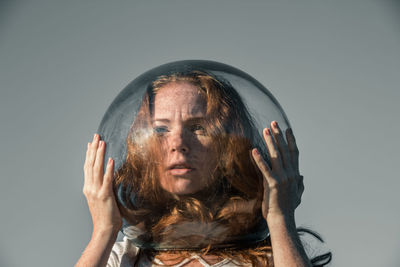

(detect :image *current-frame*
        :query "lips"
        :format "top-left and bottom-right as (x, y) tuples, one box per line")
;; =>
(167, 162), (193, 170)
(167, 162), (194, 175)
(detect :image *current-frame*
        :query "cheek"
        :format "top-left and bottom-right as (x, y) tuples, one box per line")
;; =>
(194, 138), (212, 154)
(156, 139), (169, 160)
(197, 143), (218, 168)
(197, 136), (214, 150)
(156, 164), (172, 190)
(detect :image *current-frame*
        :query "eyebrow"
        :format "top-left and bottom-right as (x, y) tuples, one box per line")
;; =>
(152, 117), (206, 124)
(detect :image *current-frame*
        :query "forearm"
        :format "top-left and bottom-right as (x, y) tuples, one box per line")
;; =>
(267, 215), (311, 267)
(75, 228), (119, 267)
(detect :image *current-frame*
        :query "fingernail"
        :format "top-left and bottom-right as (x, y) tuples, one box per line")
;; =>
(93, 133), (97, 140)
(273, 121), (278, 128)
(264, 128), (270, 135)
(108, 157), (112, 164)
(99, 140), (103, 147)
(254, 148), (259, 155)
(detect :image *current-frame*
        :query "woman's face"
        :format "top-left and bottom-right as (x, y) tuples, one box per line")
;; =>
(152, 81), (217, 195)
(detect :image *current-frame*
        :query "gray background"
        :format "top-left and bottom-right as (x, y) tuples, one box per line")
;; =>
(1, 0), (399, 266)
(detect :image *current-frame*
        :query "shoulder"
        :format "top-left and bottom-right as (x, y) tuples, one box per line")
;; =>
(107, 236), (140, 267)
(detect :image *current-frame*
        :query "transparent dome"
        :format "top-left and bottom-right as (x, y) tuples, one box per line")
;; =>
(97, 60), (291, 250)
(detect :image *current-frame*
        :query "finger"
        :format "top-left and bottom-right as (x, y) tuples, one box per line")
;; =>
(83, 142), (92, 185)
(298, 175), (304, 196)
(271, 121), (292, 171)
(85, 134), (99, 184)
(93, 139), (105, 187)
(103, 158), (114, 193)
(296, 175), (304, 208)
(87, 134), (100, 168)
(262, 127), (284, 174)
(286, 128), (299, 175)
(251, 148), (275, 185)
(84, 142), (90, 167)
(87, 134), (100, 185)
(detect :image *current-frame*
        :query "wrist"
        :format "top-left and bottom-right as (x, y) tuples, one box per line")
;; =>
(266, 213), (296, 231)
(92, 225), (120, 239)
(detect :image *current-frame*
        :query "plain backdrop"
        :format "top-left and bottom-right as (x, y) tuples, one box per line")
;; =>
(1, 1), (399, 266)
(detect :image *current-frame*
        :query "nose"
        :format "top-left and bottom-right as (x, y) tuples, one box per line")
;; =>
(169, 129), (189, 154)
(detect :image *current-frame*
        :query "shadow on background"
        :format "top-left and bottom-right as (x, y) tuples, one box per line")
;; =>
(0, 0), (22, 34)
(384, 0), (400, 29)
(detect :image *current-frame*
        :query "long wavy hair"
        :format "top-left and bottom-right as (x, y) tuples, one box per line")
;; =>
(113, 71), (331, 266)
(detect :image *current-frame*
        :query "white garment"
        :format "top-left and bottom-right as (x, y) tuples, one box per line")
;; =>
(107, 236), (140, 267)
(107, 236), (251, 267)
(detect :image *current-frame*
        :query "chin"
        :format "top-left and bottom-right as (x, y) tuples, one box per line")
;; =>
(164, 177), (202, 195)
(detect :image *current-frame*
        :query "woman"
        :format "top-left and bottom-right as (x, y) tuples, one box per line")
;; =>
(76, 71), (331, 267)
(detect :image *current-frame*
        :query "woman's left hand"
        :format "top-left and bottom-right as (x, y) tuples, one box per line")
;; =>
(251, 121), (304, 221)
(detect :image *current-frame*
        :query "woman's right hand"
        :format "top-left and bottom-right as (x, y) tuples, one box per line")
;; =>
(83, 134), (122, 233)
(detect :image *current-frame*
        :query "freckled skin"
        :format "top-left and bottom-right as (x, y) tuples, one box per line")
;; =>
(153, 82), (217, 195)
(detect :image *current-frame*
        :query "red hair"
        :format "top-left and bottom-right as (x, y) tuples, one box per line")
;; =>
(114, 71), (272, 265)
